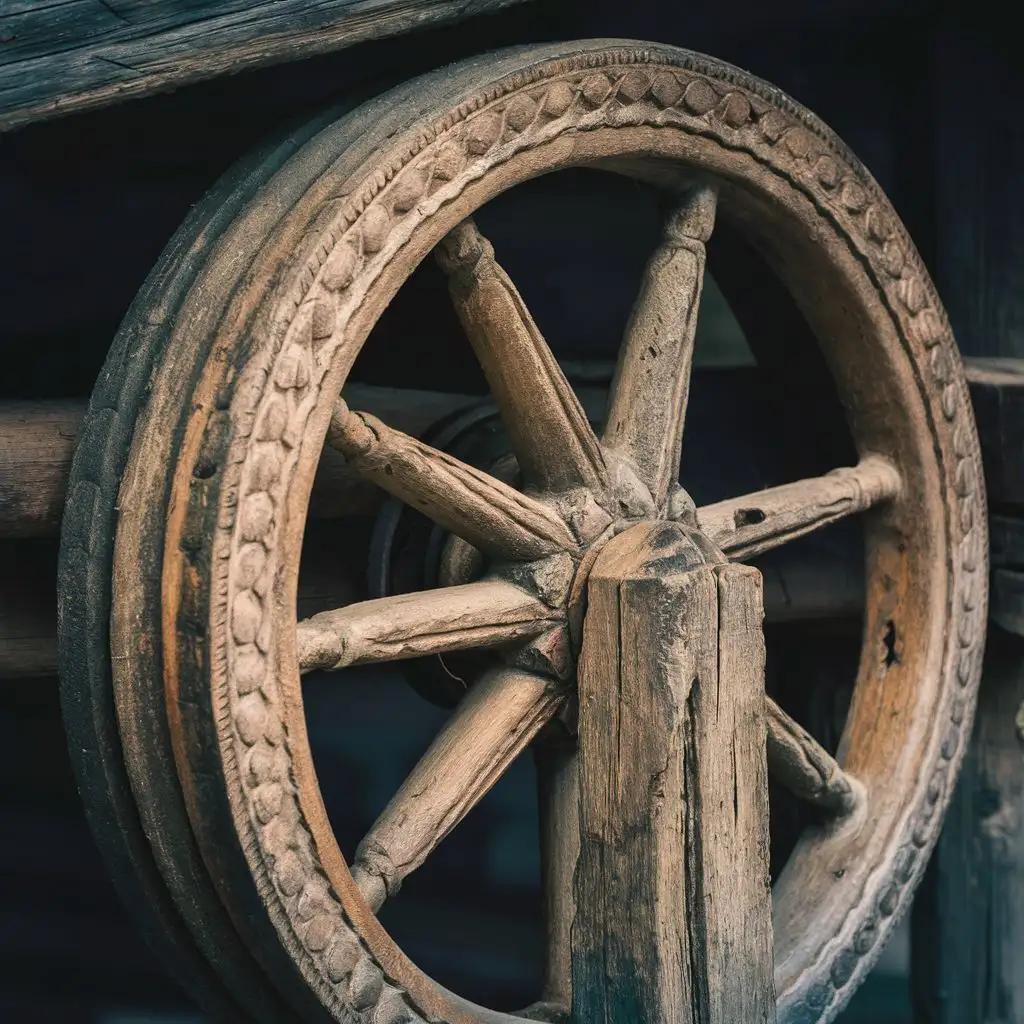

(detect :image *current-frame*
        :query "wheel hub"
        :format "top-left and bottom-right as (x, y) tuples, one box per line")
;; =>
(369, 402), (706, 697)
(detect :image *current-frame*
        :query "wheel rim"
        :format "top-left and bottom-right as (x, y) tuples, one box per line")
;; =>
(100, 40), (986, 1024)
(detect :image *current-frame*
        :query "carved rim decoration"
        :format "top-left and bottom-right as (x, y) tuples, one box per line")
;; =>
(62, 40), (986, 1024)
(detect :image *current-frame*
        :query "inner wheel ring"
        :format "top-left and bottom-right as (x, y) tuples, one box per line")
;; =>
(108, 40), (984, 1024)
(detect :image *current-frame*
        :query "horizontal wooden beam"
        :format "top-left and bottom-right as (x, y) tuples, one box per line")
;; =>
(0, 385), (475, 538)
(3, 358), (1014, 538)
(964, 357), (1024, 508)
(0, 359), (1019, 675)
(0, 532), (863, 680)
(0, 0), (529, 132)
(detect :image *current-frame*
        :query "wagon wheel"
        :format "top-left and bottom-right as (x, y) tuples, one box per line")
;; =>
(57, 40), (987, 1024)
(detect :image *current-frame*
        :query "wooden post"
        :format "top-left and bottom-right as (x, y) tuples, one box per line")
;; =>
(911, 14), (1024, 1019)
(572, 521), (775, 1024)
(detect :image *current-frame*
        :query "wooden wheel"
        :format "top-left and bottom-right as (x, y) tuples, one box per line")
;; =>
(58, 41), (987, 1024)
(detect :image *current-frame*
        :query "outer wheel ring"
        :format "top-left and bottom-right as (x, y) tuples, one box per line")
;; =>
(64, 40), (986, 1024)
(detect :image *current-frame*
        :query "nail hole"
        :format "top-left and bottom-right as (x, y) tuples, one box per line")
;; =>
(734, 508), (766, 528)
(193, 458), (217, 480)
(882, 619), (900, 668)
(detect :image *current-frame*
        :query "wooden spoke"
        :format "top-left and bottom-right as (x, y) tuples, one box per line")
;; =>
(328, 400), (578, 561)
(533, 735), (579, 1015)
(436, 219), (608, 496)
(766, 698), (863, 818)
(350, 666), (565, 911)
(697, 456), (902, 560)
(603, 185), (718, 507)
(296, 579), (557, 673)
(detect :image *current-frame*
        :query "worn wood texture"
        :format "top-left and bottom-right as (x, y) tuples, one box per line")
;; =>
(964, 358), (1024, 508)
(910, 19), (1021, 1021)
(696, 457), (901, 561)
(603, 185), (716, 507)
(532, 733), (578, 1015)
(572, 522), (774, 1024)
(0, 400), (83, 538)
(330, 399), (578, 561)
(296, 578), (556, 672)
(765, 698), (862, 817)
(913, 628), (1024, 1022)
(437, 219), (609, 498)
(0, 0), (529, 131)
(51, 40), (988, 1023)
(350, 666), (564, 911)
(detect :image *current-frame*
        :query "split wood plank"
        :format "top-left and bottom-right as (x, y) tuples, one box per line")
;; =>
(572, 521), (775, 1024)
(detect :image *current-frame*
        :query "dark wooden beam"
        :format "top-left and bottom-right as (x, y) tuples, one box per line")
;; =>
(0, 0), (530, 132)
(911, 18), (1024, 1022)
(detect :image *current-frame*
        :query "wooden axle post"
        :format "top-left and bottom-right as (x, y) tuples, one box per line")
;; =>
(572, 521), (775, 1024)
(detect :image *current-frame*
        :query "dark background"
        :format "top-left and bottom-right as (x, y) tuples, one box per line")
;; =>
(1, 0), (1013, 1020)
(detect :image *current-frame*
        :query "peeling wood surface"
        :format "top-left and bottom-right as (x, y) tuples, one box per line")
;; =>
(572, 522), (774, 1023)
(0, 0), (530, 131)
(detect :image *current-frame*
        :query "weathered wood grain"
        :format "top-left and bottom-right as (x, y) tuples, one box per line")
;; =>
(603, 185), (716, 506)
(0, 0), (530, 131)
(697, 457), (901, 561)
(329, 399), (579, 561)
(572, 522), (774, 1024)
(0, 385), (475, 538)
(913, 629), (1024, 1022)
(0, 401), (83, 539)
(296, 578), (555, 672)
(350, 665), (564, 911)
(532, 733), (578, 1017)
(765, 697), (862, 817)
(438, 219), (608, 497)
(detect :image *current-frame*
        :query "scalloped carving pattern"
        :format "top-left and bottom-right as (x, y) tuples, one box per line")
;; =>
(201, 47), (984, 1023)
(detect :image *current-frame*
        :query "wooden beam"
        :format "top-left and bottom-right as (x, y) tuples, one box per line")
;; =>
(911, 18), (1024, 1021)
(572, 522), (774, 1023)
(964, 358), (1024, 508)
(0, 401), (82, 540)
(0, 0), (530, 132)
(0, 529), (865, 681)
(0, 362), (1004, 539)
(0, 385), (476, 538)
